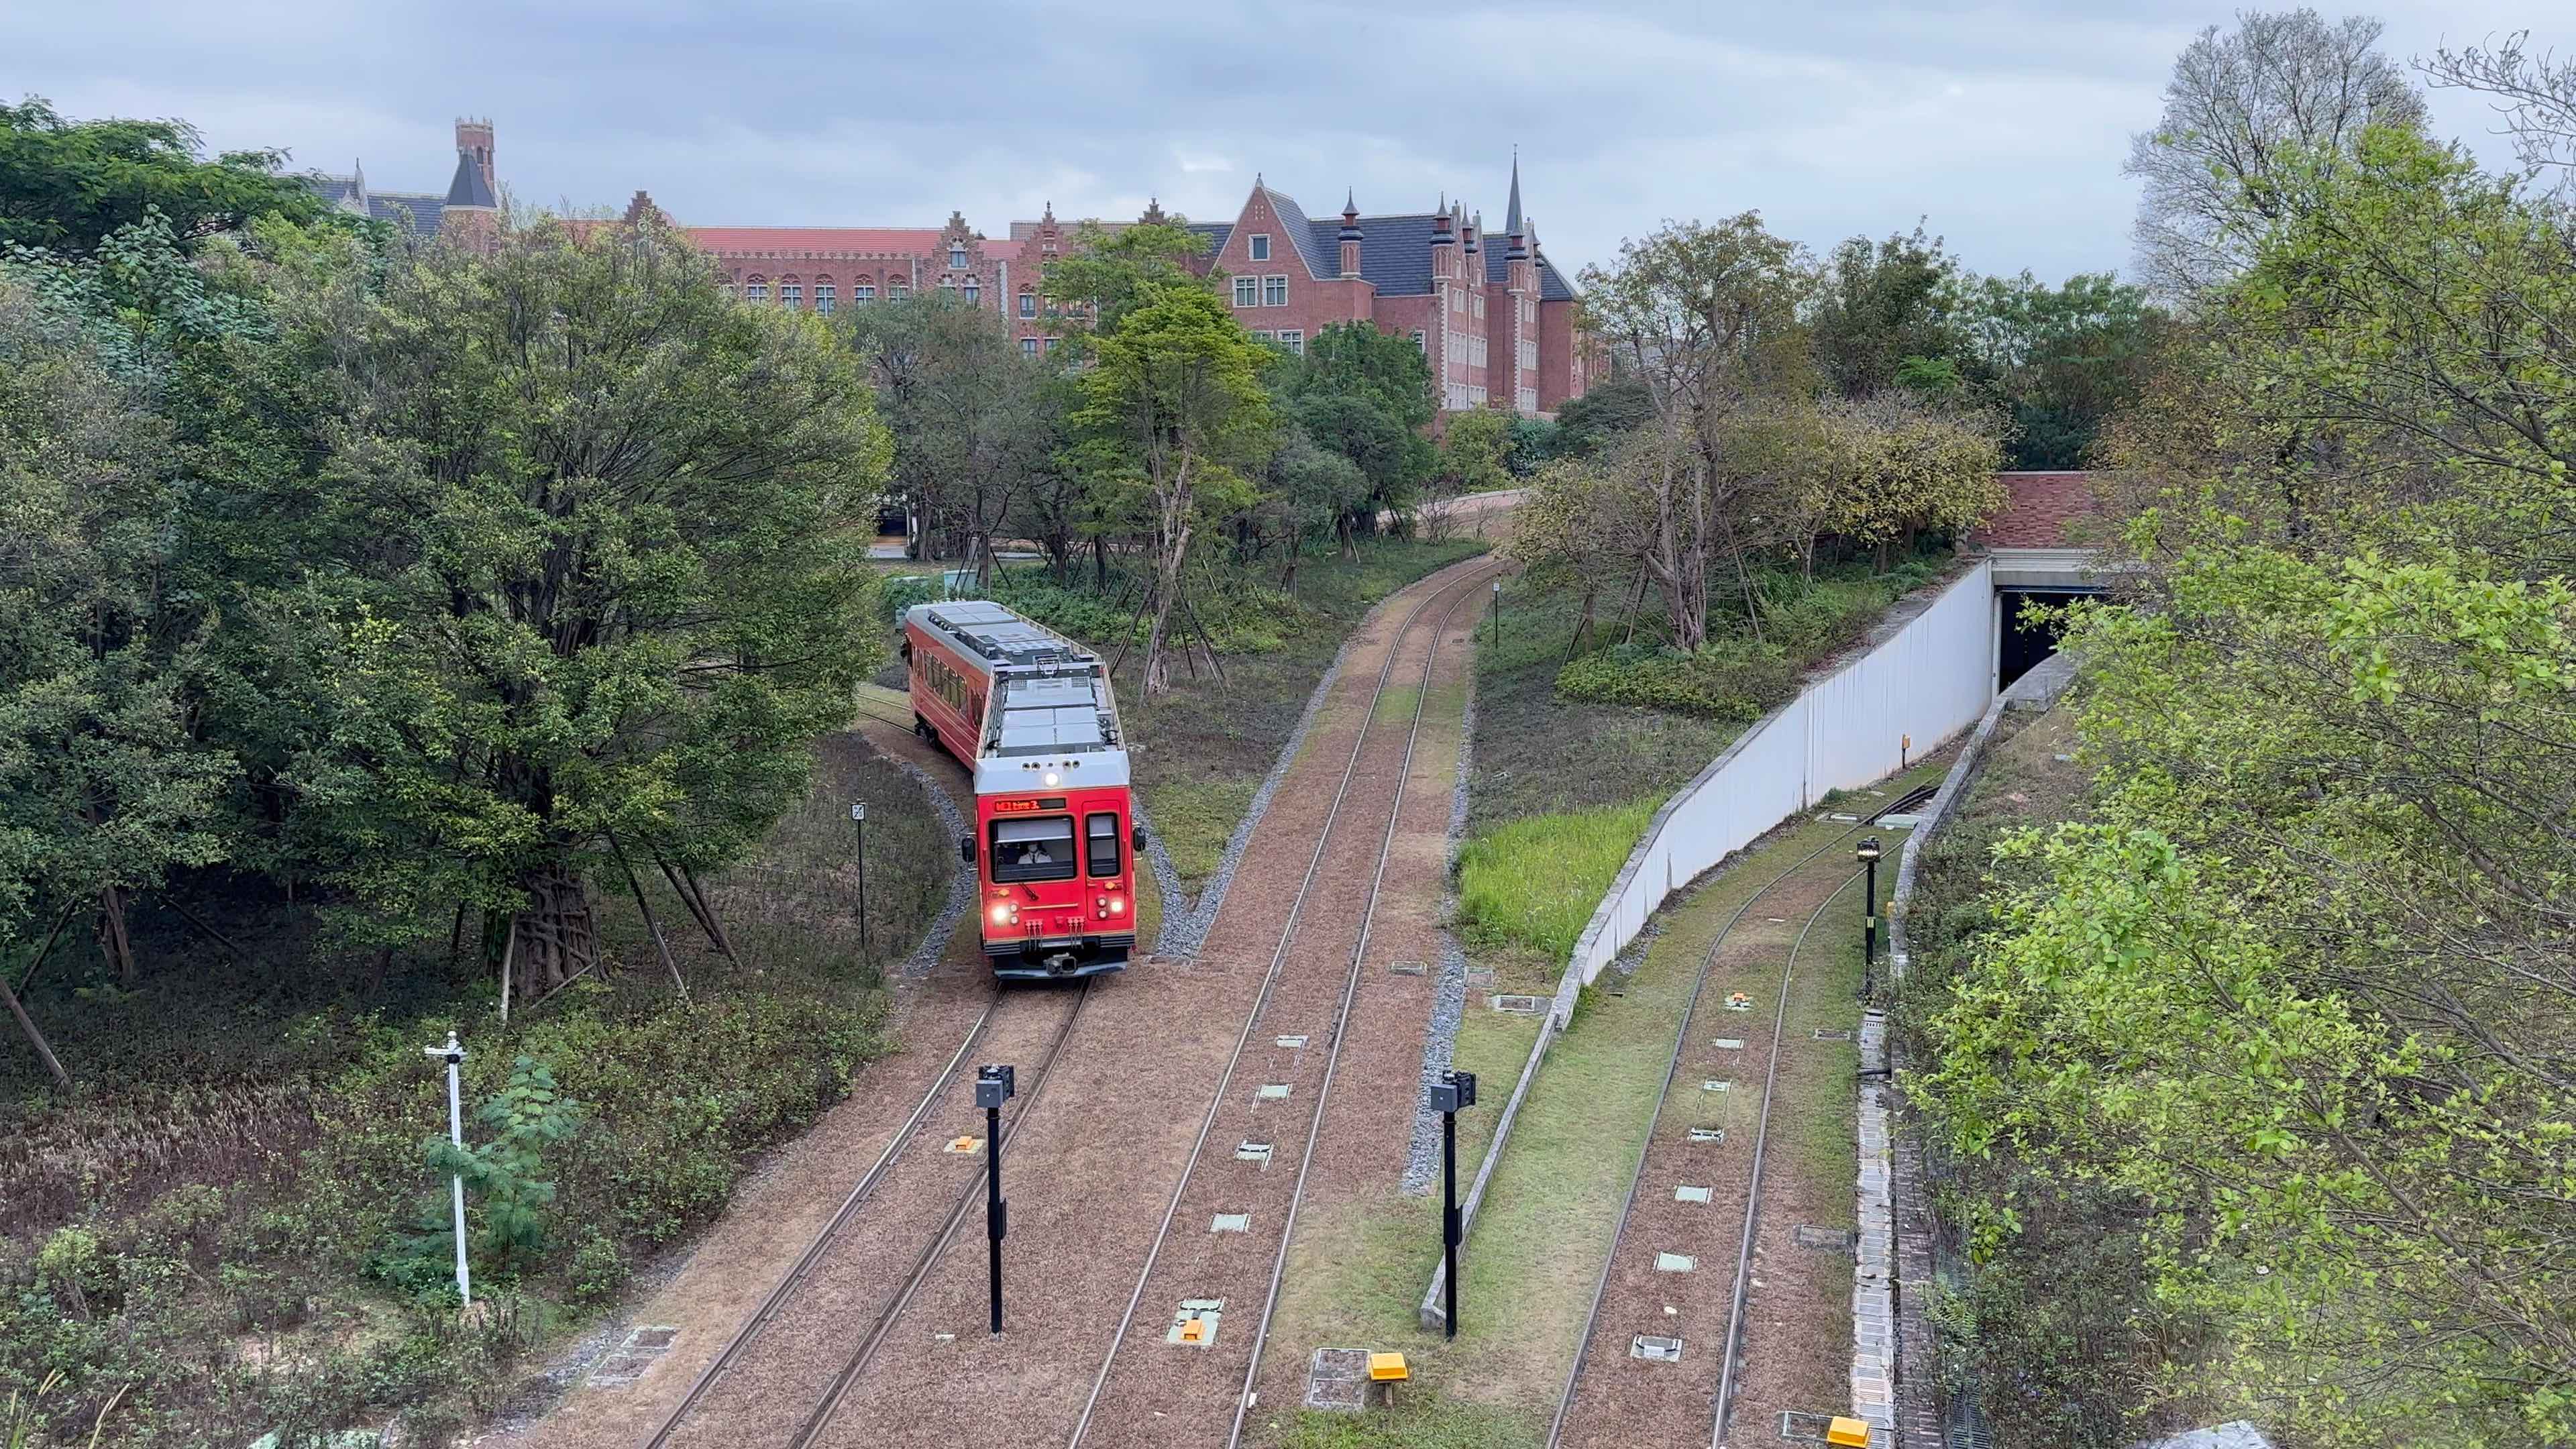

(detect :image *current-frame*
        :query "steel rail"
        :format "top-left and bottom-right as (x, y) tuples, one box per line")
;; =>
(638, 998), (999, 1448)
(1546, 784), (1919, 1449)
(1709, 865), (1863, 1448)
(1064, 555), (1507, 1449)
(786, 979), (1097, 1448)
(1223, 559), (1492, 1448)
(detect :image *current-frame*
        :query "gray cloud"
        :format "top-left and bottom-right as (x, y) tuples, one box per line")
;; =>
(3, 1), (2547, 285)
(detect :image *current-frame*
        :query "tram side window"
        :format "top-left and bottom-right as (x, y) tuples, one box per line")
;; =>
(991, 816), (1078, 883)
(1086, 813), (1121, 877)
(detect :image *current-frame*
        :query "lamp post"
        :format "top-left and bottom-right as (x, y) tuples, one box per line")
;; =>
(1430, 1069), (1478, 1339)
(421, 1031), (471, 1307)
(850, 801), (869, 960)
(975, 1063), (1016, 1334)
(1489, 579), (1501, 649)
(1856, 837), (1883, 995)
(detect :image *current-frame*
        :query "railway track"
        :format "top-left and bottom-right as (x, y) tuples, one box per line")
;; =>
(1065, 557), (1505, 1449)
(850, 688), (916, 733)
(639, 981), (1093, 1449)
(1548, 788), (1923, 1449)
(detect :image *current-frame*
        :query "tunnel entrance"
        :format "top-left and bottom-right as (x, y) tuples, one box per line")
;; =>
(1998, 590), (2093, 692)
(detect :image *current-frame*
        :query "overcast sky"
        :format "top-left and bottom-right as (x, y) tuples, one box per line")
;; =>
(5, 1), (2549, 284)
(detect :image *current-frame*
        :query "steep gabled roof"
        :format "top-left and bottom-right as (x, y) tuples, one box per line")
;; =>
(1254, 183), (1328, 279)
(443, 149), (495, 209)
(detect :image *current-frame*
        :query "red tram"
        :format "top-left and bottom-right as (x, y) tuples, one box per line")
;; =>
(902, 601), (1138, 979)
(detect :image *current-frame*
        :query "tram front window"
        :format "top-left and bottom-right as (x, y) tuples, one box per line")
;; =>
(990, 816), (1078, 882)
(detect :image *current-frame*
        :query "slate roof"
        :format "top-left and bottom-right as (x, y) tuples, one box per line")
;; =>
(443, 149), (495, 209)
(1256, 184), (1330, 280)
(297, 174), (444, 239)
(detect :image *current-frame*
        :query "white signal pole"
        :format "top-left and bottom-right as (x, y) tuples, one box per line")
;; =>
(423, 1030), (472, 1306)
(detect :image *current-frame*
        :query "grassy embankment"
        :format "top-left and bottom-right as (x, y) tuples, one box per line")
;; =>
(0, 737), (953, 1446)
(1263, 555), (1956, 1446)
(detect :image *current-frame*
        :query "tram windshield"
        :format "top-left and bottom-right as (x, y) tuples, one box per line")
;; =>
(989, 816), (1078, 882)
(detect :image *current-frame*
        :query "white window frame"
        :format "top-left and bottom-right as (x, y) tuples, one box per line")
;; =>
(1022, 337), (1040, 356)
(949, 246), (969, 269)
(1018, 292), (1037, 318)
(815, 285), (835, 315)
(1248, 233), (1271, 261)
(1251, 329), (1274, 341)
(744, 280), (769, 303)
(962, 280), (979, 303)
(854, 282), (875, 302)
(1410, 329), (1425, 350)
(1233, 276), (1259, 307)
(1279, 329), (1303, 355)
(890, 282), (910, 301)
(780, 282), (803, 309)
(1263, 275), (1287, 307)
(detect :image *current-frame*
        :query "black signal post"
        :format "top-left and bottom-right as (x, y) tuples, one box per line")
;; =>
(1431, 1068), (1478, 1339)
(1856, 837), (1883, 995)
(976, 1063), (1016, 1334)
(1489, 578), (1501, 649)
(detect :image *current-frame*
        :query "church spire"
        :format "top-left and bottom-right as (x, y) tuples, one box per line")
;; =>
(1505, 147), (1524, 239)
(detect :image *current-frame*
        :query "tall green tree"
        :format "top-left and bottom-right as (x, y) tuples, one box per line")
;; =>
(1, 98), (331, 256)
(1578, 213), (1815, 647)
(1957, 270), (2167, 468)
(0, 278), (227, 1017)
(1927, 125), (2576, 1443)
(843, 292), (1064, 576)
(1809, 222), (1970, 400)
(280, 219), (891, 1000)
(1069, 283), (1273, 697)
(1275, 319), (1436, 537)
(1042, 219), (1216, 337)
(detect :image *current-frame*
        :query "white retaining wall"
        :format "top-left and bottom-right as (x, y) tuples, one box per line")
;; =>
(1556, 559), (1998, 1012)
(1426, 560), (1998, 1328)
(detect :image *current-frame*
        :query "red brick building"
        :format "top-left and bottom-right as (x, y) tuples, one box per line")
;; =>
(315, 118), (1601, 417)
(1177, 160), (1604, 416)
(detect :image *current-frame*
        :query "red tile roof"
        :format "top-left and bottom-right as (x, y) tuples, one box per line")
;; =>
(682, 226), (944, 256)
(1975, 471), (2102, 549)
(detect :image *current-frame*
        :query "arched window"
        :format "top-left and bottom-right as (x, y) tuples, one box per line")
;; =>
(854, 280), (875, 302)
(744, 275), (769, 303)
(814, 275), (835, 315)
(779, 276), (803, 309)
(890, 280), (910, 301)
(961, 280), (979, 305)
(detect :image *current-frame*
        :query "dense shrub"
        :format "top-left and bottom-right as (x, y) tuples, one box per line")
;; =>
(1554, 643), (1792, 719)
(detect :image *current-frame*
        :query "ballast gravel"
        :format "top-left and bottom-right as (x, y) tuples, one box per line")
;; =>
(1403, 684), (1477, 1194)
(886, 751), (973, 979)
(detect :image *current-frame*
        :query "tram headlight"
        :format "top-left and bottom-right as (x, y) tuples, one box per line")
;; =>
(989, 902), (1017, 926)
(1108, 896), (1125, 916)
(1043, 771), (1060, 787)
